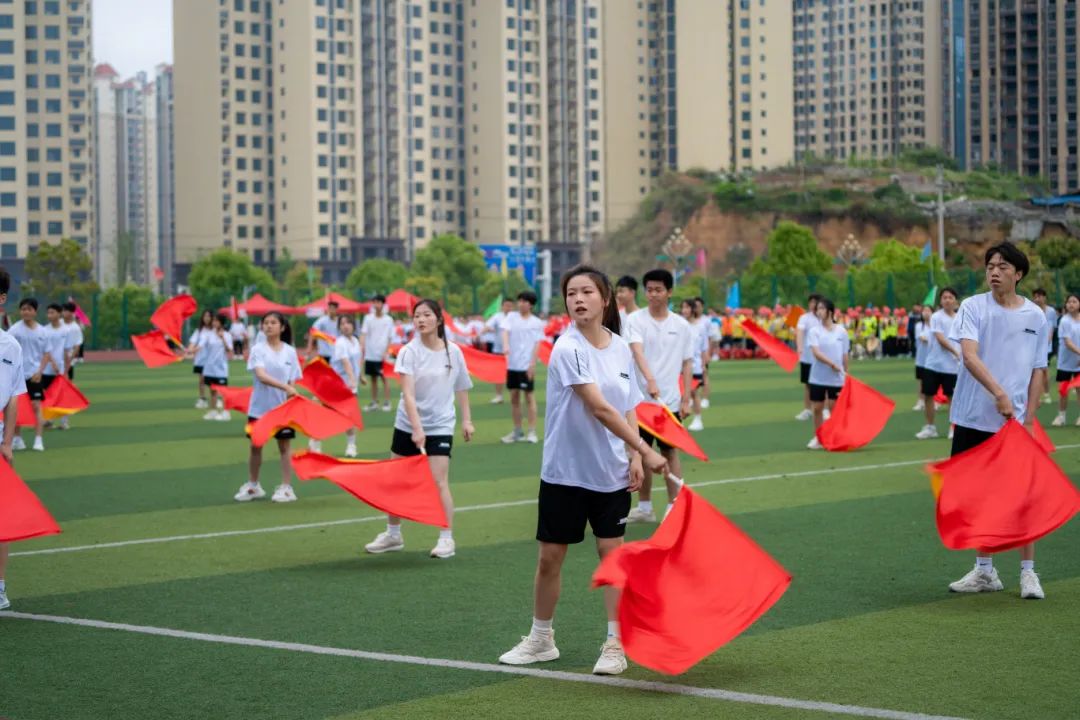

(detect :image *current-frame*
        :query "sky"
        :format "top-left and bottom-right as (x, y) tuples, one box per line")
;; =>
(92, 0), (173, 79)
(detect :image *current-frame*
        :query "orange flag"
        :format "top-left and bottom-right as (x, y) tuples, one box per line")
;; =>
(132, 330), (183, 368)
(248, 396), (355, 448)
(297, 358), (363, 429)
(150, 294), (198, 344)
(537, 339), (554, 366)
(309, 328), (336, 346)
(815, 376), (895, 452)
(1058, 374), (1080, 398)
(40, 376), (89, 420)
(635, 402), (708, 462)
(209, 384), (252, 414)
(740, 318), (799, 372)
(456, 343), (507, 384)
(926, 420), (1080, 552)
(784, 306), (805, 329)
(292, 451), (447, 527)
(592, 487), (790, 675)
(0, 459), (61, 542)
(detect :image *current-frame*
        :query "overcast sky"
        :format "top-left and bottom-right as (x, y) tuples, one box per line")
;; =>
(92, 0), (173, 78)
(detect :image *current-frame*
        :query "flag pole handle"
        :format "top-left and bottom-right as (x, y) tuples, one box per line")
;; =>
(666, 473), (684, 488)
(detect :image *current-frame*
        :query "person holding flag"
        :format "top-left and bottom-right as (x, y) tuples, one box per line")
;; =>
(912, 305), (933, 411)
(1051, 293), (1080, 426)
(331, 314), (363, 458)
(8, 299), (56, 452)
(795, 294), (823, 421)
(917, 288), (961, 440)
(805, 298), (850, 450)
(41, 304), (69, 428)
(188, 310), (215, 410)
(500, 291), (544, 444)
(306, 300), (339, 363)
(0, 266), (27, 609)
(498, 265), (667, 674)
(694, 297), (715, 408)
(945, 242), (1049, 599)
(61, 302), (84, 381)
(364, 299), (474, 559)
(678, 299), (710, 432)
(484, 297), (515, 404)
(192, 314), (233, 421)
(624, 269), (694, 523)
(235, 312), (303, 504)
(360, 295), (395, 412)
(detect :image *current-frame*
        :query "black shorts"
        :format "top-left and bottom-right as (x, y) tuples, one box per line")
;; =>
(390, 427), (453, 457)
(808, 383), (841, 402)
(536, 480), (631, 544)
(204, 376), (228, 387)
(915, 365), (925, 380)
(193, 365), (204, 376)
(639, 411), (680, 453)
(507, 369), (535, 393)
(921, 370), (957, 398)
(693, 373), (704, 382)
(320, 355), (332, 365)
(245, 415), (295, 441)
(484, 342), (495, 354)
(800, 362), (811, 384)
(1055, 369), (1078, 383)
(950, 425), (996, 457)
(25, 378), (46, 400)
(67, 365), (75, 381)
(233, 340), (244, 355)
(364, 360), (384, 378)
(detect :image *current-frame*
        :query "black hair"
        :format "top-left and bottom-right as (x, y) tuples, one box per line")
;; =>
(616, 275), (638, 292)
(413, 298), (453, 373)
(642, 268), (674, 291)
(373, 294), (387, 303)
(19, 298), (38, 310)
(984, 241), (1030, 282)
(517, 290), (538, 305)
(199, 309), (213, 328)
(1064, 292), (1080, 309)
(818, 297), (836, 318)
(0, 266), (9, 295)
(561, 264), (620, 336)
(47, 303), (63, 313)
(808, 293), (824, 304)
(214, 313), (229, 327)
(337, 314), (355, 334)
(262, 311), (293, 345)
(1032, 287), (1047, 297)
(501, 297), (514, 305)
(938, 286), (959, 305)
(62, 301), (76, 312)
(680, 299), (694, 312)
(327, 300), (340, 308)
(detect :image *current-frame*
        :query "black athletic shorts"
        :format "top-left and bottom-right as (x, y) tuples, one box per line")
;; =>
(67, 365), (75, 381)
(921, 369), (957, 398)
(203, 376), (228, 387)
(1055, 369), (1078, 383)
(639, 410), (680, 453)
(245, 415), (295, 441)
(693, 373), (704, 383)
(364, 360), (384, 377)
(320, 355), (332, 365)
(25, 378), (46, 400)
(800, 362), (812, 384)
(233, 340), (244, 355)
(950, 425), (996, 457)
(915, 365), (925, 380)
(391, 427), (452, 457)
(507, 369), (535, 393)
(808, 383), (841, 402)
(536, 480), (631, 544)
(193, 365), (204, 376)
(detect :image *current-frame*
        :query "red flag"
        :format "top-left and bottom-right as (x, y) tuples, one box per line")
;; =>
(297, 358), (363, 429)
(292, 451), (447, 527)
(592, 487), (790, 675)
(815, 376), (895, 452)
(634, 402), (708, 462)
(230, 296), (242, 321)
(382, 360), (400, 382)
(0, 459), (61, 542)
(537, 339), (554, 366)
(209, 384), (252, 414)
(927, 420), (1080, 552)
(248, 396), (355, 448)
(131, 330), (183, 368)
(40, 376), (89, 421)
(740, 318), (799, 372)
(309, 328), (336, 346)
(1058, 374), (1080, 398)
(933, 386), (949, 405)
(784, 306), (805, 329)
(15, 393), (36, 427)
(150, 294), (198, 344)
(456, 343), (507, 384)
(1031, 418), (1055, 455)
(153, 266), (165, 281)
(677, 375), (703, 396)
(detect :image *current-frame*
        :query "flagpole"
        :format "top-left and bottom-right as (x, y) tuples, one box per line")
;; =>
(936, 164), (945, 262)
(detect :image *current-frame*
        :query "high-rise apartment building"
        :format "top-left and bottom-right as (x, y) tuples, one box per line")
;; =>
(156, 64), (175, 292)
(0, 0), (94, 282)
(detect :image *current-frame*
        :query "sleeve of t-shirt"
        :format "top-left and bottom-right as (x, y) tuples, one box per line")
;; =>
(624, 315), (641, 344)
(551, 339), (594, 388)
(680, 324), (694, 361)
(807, 326), (821, 348)
(189, 330), (199, 345)
(1034, 316), (1049, 370)
(287, 348), (303, 382)
(841, 330), (851, 355)
(627, 358), (644, 409)
(451, 346), (473, 392)
(394, 345), (415, 375)
(953, 301), (980, 343)
(247, 343), (266, 372)
(332, 339), (349, 362)
(360, 316), (371, 337)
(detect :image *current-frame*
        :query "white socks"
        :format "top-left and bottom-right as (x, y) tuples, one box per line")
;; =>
(975, 556), (993, 573)
(1021, 560), (1035, 572)
(439, 529), (453, 541)
(386, 524), (402, 538)
(638, 501), (653, 513)
(531, 617), (553, 638)
(607, 621), (619, 639)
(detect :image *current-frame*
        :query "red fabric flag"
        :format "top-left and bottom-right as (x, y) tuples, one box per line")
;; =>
(0, 459), (61, 542)
(248, 396), (355, 448)
(40, 376), (89, 421)
(1058, 374), (1080, 398)
(635, 402), (708, 462)
(230, 296), (242, 321)
(784, 306), (805, 329)
(15, 393), (36, 427)
(292, 451), (447, 527)
(740, 318), (799, 372)
(297, 358), (363, 429)
(592, 487), (790, 675)
(209, 384), (252, 414)
(933, 386), (950, 405)
(1031, 418), (1055, 455)
(456, 343), (507, 384)
(309, 328), (336, 345)
(382, 360), (400, 382)
(152, 266), (165, 281)
(926, 420), (1080, 552)
(150, 294), (198, 343)
(815, 376), (895, 452)
(677, 375), (704, 396)
(131, 330), (183, 368)
(537, 339), (554, 366)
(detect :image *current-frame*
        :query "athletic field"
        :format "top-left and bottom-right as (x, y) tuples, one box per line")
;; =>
(3, 359), (1078, 720)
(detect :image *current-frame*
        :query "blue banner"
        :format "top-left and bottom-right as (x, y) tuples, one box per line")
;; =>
(479, 244), (537, 285)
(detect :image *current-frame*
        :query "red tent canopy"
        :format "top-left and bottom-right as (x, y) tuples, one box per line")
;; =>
(384, 289), (421, 313)
(299, 292), (370, 315)
(220, 293), (301, 317)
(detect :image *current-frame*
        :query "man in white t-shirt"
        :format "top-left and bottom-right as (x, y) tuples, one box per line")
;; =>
(0, 265), (28, 611)
(229, 317), (249, 357)
(484, 298), (515, 404)
(8, 299), (56, 452)
(1031, 288), (1057, 403)
(306, 300), (339, 362)
(500, 291), (545, 443)
(794, 294), (823, 420)
(61, 302), (84, 380)
(945, 242), (1049, 601)
(615, 275), (639, 335)
(624, 269), (694, 523)
(360, 295), (396, 411)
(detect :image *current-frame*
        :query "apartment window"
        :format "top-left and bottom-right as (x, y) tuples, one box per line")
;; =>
(47, 172), (60, 186)
(47, 221), (62, 235)
(0, 218), (14, 232)
(0, 168), (13, 181)
(44, 25), (59, 39)
(47, 196), (61, 210)
(0, 192), (13, 206)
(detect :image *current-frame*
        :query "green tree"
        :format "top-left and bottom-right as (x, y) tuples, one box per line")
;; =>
(282, 262), (324, 305)
(94, 284), (157, 349)
(847, 239), (945, 308)
(477, 269), (532, 311)
(345, 258), (408, 297)
(21, 238), (98, 301)
(744, 222), (833, 304)
(404, 274), (444, 302)
(1035, 236), (1080, 271)
(272, 247), (293, 283)
(410, 234), (489, 295)
(187, 248), (276, 309)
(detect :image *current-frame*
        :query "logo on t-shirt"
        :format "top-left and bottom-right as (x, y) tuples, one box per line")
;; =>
(619, 372), (630, 380)
(0, 359), (10, 365)
(1023, 328), (1037, 335)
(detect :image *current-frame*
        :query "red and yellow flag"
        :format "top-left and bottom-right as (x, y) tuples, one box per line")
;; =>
(209, 384), (253, 414)
(297, 358), (363, 429)
(150, 294), (198, 344)
(132, 330), (183, 368)
(0, 459), (61, 542)
(40, 376), (89, 420)
(309, 328), (336, 346)
(1058, 374), (1080, 398)
(815, 376), (895, 452)
(248, 396), (355, 448)
(456, 343), (507, 385)
(635, 402), (708, 462)
(741, 318), (799, 372)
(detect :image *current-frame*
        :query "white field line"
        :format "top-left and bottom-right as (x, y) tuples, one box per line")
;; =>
(0, 611), (968, 720)
(13, 444), (1079, 559)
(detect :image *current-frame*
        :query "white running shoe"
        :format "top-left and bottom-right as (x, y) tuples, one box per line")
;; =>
(345, 442), (358, 458)
(0, 588), (9, 611)
(32, 436), (44, 452)
(501, 429), (524, 444)
(795, 408), (812, 421)
(381, 402), (392, 412)
(626, 507), (656, 524)
(1020, 569), (1045, 599)
(363, 402), (379, 411)
(823, 408), (831, 420)
(234, 482), (266, 502)
(499, 633), (560, 665)
(195, 398), (209, 409)
(687, 415), (704, 432)
(59, 416), (69, 430)
(1051, 412), (1066, 427)
(948, 426), (954, 440)
(202, 410), (218, 421)
(912, 399), (925, 411)
(915, 424), (940, 440)
(11, 436), (25, 451)
(430, 537), (456, 559)
(948, 566), (1004, 593)
(592, 638), (628, 675)
(308, 439), (322, 453)
(215, 410), (231, 421)
(365, 531), (405, 554)
(490, 395), (504, 405)
(700, 398), (710, 409)
(807, 436), (823, 450)
(271, 484), (297, 503)
(525, 430), (539, 444)
(1041, 393), (1051, 405)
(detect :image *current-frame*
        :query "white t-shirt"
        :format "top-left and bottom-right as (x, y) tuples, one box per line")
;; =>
(690, 317), (709, 375)
(949, 293), (1048, 432)
(914, 320), (931, 367)
(312, 314), (339, 357)
(486, 311), (512, 353)
(1057, 314), (1080, 372)
(64, 320), (83, 352)
(504, 312), (545, 372)
(393, 339), (473, 436)
(1043, 305), (1059, 353)
(247, 342), (302, 418)
(8, 320), (49, 379)
(925, 309), (961, 374)
(361, 313), (395, 362)
(229, 321), (248, 342)
(796, 312), (821, 363)
(332, 334), (361, 388)
(0, 328), (27, 437)
(625, 308), (694, 411)
(541, 326), (643, 492)
(807, 324), (850, 387)
(42, 323), (68, 375)
(200, 330), (231, 379)
(189, 327), (212, 366)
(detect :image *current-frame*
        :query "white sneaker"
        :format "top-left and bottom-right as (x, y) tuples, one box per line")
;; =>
(0, 588), (9, 611)
(525, 430), (539, 444)
(32, 436), (44, 452)
(915, 424), (940, 440)
(1051, 412), (1066, 427)
(59, 416), (69, 430)
(308, 439), (322, 453)
(501, 429), (524, 444)
(215, 410), (231, 421)
(195, 398), (209, 409)
(365, 531), (405, 554)
(499, 633), (560, 665)
(430, 537), (456, 559)
(271, 484), (297, 503)
(345, 442), (358, 458)
(687, 416), (704, 432)
(11, 436), (25, 451)
(795, 408), (812, 421)
(1020, 569), (1045, 599)
(948, 566), (1004, 593)
(203, 409), (219, 421)
(490, 395), (504, 405)
(1041, 393), (1051, 405)
(592, 638), (628, 675)
(823, 408), (831, 420)
(912, 399), (925, 411)
(807, 436), (823, 450)
(626, 507), (656, 523)
(234, 482), (266, 502)
(363, 402), (379, 411)
(948, 426), (954, 440)
(700, 398), (710, 409)
(381, 402), (392, 412)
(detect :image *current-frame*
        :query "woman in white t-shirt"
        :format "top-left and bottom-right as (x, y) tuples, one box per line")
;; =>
(187, 310), (214, 409)
(234, 312), (303, 504)
(917, 288), (962, 440)
(912, 305), (933, 411)
(332, 314), (363, 457)
(1052, 293), (1080, 426)
(806, 298), (850, 450)
(193, 313), (233, 422)
(498, 265), (667, 677)
(363, 299), (474, 560)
